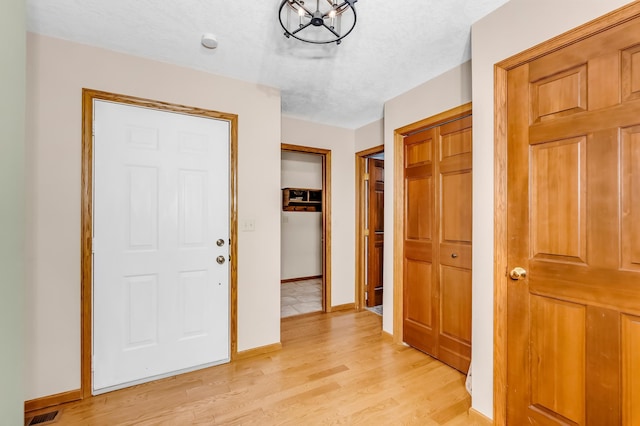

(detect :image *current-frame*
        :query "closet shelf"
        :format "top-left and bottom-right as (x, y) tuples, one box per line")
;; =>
(282, 188), (322, 212)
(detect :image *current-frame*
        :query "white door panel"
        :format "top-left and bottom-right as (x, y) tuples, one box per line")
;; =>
(93, 100), (230, 394)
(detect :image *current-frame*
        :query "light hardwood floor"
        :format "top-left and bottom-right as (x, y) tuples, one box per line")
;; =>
(29, 310), (477, 425)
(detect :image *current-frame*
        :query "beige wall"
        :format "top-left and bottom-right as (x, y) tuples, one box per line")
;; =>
(1, 0), (26, 422)
(471, 0), (634, 418)
(26, 34), (282, 399)
(382, 60), (472, 333)
(355, 118), (384, 153)
(281, 116), (356, 306)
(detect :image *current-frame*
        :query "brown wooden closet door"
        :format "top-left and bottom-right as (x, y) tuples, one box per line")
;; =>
(403, 113), (472, 373)
(506, 16), (640, 425)
(367, 158), (384, 307)
(437, 117), (472, 372)
(403, 129), (437, 355)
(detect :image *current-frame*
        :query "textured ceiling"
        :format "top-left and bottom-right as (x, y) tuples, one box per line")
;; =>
(27, 0), (510, 129)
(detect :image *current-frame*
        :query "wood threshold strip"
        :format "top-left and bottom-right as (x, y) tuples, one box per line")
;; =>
(280, 275), (322, 284)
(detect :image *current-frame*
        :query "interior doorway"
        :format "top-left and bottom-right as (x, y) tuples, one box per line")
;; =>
(280, 144), (332, 317)
(355, 145), (385, 314)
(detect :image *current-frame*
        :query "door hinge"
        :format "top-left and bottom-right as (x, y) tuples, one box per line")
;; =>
(364, 173), (370, 181)
(364, 229), (370, 237)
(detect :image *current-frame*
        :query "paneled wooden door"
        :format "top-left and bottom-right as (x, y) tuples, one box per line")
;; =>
(367, 158), (384, 307)
(505, 15), (640, 425)
(93, 100), (231, 394)
(403, 112), (472, 373)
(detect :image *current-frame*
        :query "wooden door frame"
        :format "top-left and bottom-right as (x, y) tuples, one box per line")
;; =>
(392, 103), (472, 344)
(492, 3), (640, 423)
(280, 144), (332, 312)
(80, 89), (239, 399)
(355, 145), (384, 311)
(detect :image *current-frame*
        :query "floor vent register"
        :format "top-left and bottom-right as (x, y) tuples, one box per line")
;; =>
(26, 410), (59, 426)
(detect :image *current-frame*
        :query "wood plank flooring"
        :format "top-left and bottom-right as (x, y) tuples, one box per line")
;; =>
(29, 310), (477, 425)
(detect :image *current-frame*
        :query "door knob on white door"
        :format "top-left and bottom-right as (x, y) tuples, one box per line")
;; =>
(509, 267), (527, 280)
(216, 255), (226, 265)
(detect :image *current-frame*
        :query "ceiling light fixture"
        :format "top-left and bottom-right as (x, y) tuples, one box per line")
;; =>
(279, 0), (358, 45)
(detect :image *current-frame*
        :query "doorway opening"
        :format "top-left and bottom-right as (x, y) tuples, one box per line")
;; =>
(355, 145), (385, 315)
(280, 144), (332, 317)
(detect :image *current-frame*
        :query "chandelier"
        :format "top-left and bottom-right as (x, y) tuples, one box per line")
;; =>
(279, 0), (358, 45)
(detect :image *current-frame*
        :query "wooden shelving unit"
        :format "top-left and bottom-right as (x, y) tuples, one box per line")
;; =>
(282, 188), (322, 212)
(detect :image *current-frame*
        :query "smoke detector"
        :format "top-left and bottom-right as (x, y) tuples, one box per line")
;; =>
(201, 33), (218, 49)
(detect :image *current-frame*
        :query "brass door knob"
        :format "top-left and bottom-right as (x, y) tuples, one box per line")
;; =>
(509, 267), (527, 280)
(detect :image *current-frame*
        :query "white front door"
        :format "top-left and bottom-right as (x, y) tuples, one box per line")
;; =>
(92, 100), (230, 394)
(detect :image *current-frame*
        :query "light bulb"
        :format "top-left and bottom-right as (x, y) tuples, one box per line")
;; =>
(298, 7), (305, 16)
(328, 9), (337, 18)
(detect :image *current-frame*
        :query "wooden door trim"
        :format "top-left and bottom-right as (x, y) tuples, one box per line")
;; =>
(392, 102), (472, 344)
(281, 143), (332, 312)
(81, 89), (239, 399)
(493, 2), (640, 423)
(355, 145), (384, 311)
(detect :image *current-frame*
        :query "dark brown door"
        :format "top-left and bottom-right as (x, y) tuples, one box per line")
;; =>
(506, 15), (640, 425)
(403, 112), (472, 373)
(367, 158), (384, 307)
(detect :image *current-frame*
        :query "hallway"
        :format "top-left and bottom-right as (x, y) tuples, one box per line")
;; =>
(27, 310), (473, 425)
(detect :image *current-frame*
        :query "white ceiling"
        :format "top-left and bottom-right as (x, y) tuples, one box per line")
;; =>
(27, 0), (510, 129)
